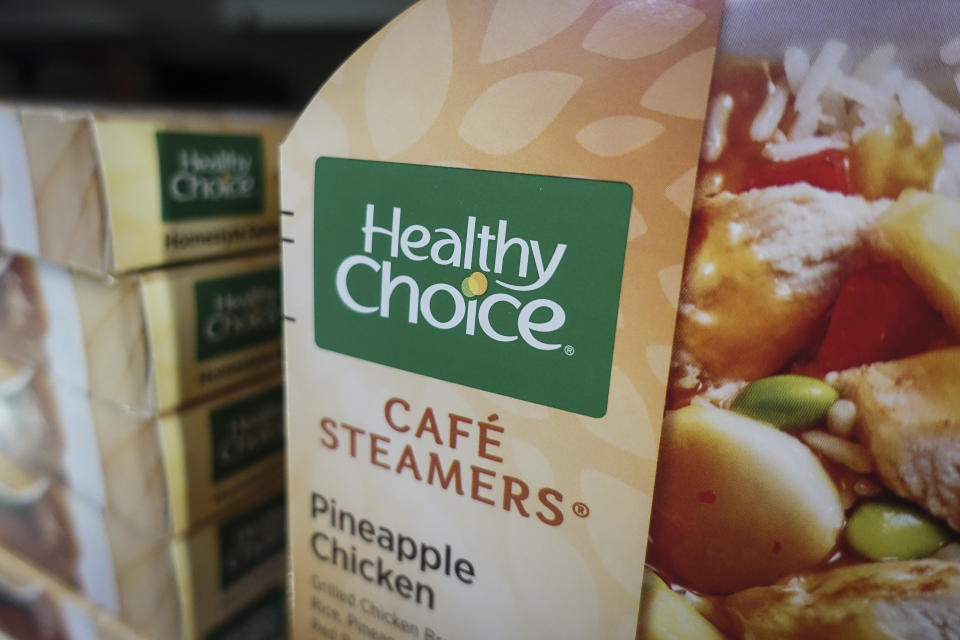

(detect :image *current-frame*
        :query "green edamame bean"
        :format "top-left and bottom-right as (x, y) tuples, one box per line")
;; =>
(730, 375), (838, 432)
(642, 569), (668, 594)
(846, 501), (953, 560)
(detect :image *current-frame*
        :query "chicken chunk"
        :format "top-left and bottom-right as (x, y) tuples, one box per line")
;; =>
(722, 559), (960, 639)
(673, 184), (888, 391)
(833, 347), (960, 531)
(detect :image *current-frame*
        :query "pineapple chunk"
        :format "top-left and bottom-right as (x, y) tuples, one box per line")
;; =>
(877, 190), (960, 334)
(650, 405), (843, 595)
(638, 570), (724, 640)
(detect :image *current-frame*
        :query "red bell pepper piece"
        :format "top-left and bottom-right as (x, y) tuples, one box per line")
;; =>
(808, 263), (958, 374)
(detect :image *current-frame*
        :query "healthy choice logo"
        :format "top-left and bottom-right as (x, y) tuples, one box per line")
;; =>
(157, 131), (264, 221)
(195, 268), (281, 361)
(211, 385), (284, 482)
(314, 158), (632, 417)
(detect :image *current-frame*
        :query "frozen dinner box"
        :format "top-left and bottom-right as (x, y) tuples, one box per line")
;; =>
(0, 543), (106, 640)
(0, 251), (282, 415)
(0, 362), (284, 535)
(0, 460), (287, 640)
(0, 105), (289, 276)
(282, 0), (722, 638)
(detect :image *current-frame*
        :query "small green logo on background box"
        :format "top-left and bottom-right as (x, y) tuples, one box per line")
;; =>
(210, 386), (285, 482)
(205, 586), (286, 640)
(157, 132), (264, 221)
(218, 495), (285, 588)
(313, 158), (632, 418)
(195, 269), (282, 361)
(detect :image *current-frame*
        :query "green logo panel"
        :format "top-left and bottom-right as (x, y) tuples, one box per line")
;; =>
(210, 386), (285, 482)
(313, 158), (632, 417)
(205, 586), (286, 640)
(157, 132), (264, 221)
(195, 269), (282, 361)
(218, 495), (285, 588)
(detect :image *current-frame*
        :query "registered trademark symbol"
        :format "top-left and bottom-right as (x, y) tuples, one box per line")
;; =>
(572, 502), (590, 518)
(564, 345), (575, 356)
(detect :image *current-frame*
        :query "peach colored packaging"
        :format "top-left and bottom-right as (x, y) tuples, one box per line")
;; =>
(281, 1), (723, 638)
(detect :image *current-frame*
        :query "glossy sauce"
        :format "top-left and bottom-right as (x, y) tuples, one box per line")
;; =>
(698, 58), (789, 195)
(652, 56), (958, 607)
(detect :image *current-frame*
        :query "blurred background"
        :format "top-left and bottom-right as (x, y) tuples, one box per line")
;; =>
(0, 0), (418, 111)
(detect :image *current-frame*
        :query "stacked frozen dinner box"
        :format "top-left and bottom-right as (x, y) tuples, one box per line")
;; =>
(0, 105), (290, 639)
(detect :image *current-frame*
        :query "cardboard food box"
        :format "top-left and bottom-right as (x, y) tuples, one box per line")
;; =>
(641, 1), (960, 638)
(0, 105), (289, 276)
(203, 582), (287, 640)
(0, 542), (286, 640)
(0, 251), (282, 415)
(0, 362), (284, 535)
(0, 461), (286, 639)
(0, 543), (110, 640)
(281, 0), (722, 638)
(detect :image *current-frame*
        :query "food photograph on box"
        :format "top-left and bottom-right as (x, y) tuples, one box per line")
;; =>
(643, 1), (960, 638)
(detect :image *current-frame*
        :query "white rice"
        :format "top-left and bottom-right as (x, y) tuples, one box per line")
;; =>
(937, 143), (960, 196)
(799, 430), (873, 473)
(789, 101), (823, 139)
(830, 75), (899, 120)
(818, 89), (848, 134)
(784, 47), (810, 93)
(766, 39), (960, 195)
(704, 37), (960, 195)
(942, 34), (960, 65)
(932, 167), (960, 196)
(750, 84), (789, 141)
(932, 92), (960, 134)
(945, 143), (960, 173)
(898, 79), (940, 143)
(852, 43), (897, 85)
(764, 136), (846, 162)
(794, 40), (848, 112)
(702, 93), (734, 162)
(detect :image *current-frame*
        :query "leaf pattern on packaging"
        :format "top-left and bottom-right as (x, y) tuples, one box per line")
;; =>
(629, 203), (648, 239)
(577, 367), (655, 456)
(584, 0), (706, 60)
(580, 469), (650, 593)
(365, 0), (453, 158)
(646, 344), (673, 383)
(459, 71), (583, 154)
(508, 518), (599, 638)
(479, 0), (592, 63)
(281, 1), (725, 636)
(658, 263), (684, 308)
(281, 170), (309, 212)
(665, 166), (698, 214)
(576, 115), (665, 157)
(510, 437), (557, 487)
(294, 98), (349, 158)
(641, 48), (717, 119)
